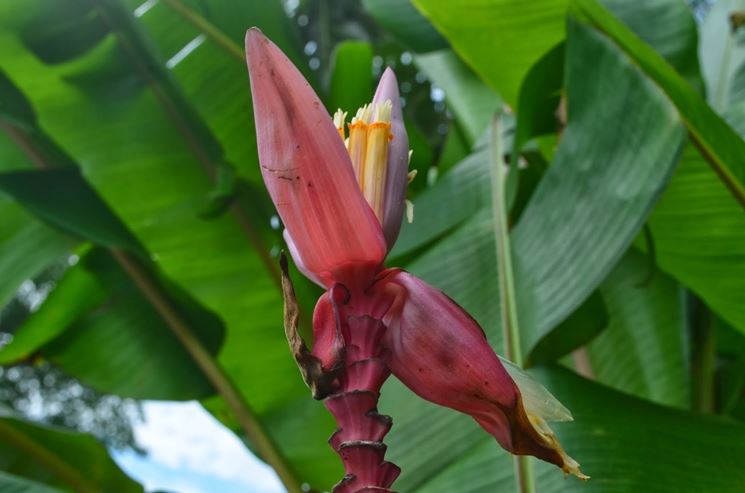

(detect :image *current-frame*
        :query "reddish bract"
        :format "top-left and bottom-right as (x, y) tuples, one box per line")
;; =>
(245, 27), (585, 492)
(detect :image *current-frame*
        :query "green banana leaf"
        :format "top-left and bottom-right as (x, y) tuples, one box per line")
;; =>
(0, 413), (143, 493)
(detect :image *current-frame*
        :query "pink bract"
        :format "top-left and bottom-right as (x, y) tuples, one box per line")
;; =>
(245, 27), (585, 492)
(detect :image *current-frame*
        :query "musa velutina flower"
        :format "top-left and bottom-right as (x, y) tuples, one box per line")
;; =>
(245, 28), (586, 492)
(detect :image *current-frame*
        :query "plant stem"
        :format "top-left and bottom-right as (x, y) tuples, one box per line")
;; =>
(490, 115), (535, 493)
(690, 294), (716, 414)
(161, 0), (243, 61)
(111, 249), (303, 493)
(491, 117), (523, 365)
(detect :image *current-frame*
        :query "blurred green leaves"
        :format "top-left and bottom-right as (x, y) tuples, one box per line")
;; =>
(0, 471), (64, 493)
(413, 0), (569, 106)
(363, 0), (448, 52)
(575, 0), (745, 207)
(588, 250), (690, 409)
(0, 164), (226, 400)
(414, 50), (501, 144)
(700, 0), (745, 110)
(0, 248), (224, 400)
(647, 146), (745, 335)
(329, 41), (374, 112)
(512, 15), (686, 359)
(0, 202), (73, 308)
(0, 413), (143, 493)
(0, 168), (144, 256)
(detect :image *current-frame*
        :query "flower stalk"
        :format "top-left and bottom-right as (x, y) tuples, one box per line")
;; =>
(280, 256), (400, 491)
(489, 115), (535, 493)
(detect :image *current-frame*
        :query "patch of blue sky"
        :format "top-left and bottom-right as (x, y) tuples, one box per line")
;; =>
(112, 401), (285, 493)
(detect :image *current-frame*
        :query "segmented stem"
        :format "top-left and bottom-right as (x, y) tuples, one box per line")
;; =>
(279, 257), (399, 492)
(324, 289), (400, 493)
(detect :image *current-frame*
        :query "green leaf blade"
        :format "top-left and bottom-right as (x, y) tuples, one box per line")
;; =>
(575, 0), (745, 206)
(588, 249), (690, 409)
(513, 15), (686, 358)
(412, 0), (569, 106)
(329, 41), (374, 113)
(0, 415), (143, 493)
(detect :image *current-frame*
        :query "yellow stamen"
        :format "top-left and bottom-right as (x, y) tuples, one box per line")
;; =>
(333, 100), (399, 225)
(363, 119), (392, 220)
(348, 105), (371, 181)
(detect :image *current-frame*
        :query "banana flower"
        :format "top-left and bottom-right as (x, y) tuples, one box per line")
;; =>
(245, 28), (585, 492)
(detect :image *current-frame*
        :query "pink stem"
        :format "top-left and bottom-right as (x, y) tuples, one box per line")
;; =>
(323, 291), (399, 493)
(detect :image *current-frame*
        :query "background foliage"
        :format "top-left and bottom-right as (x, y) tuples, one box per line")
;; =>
(1, 0), (745, 492)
